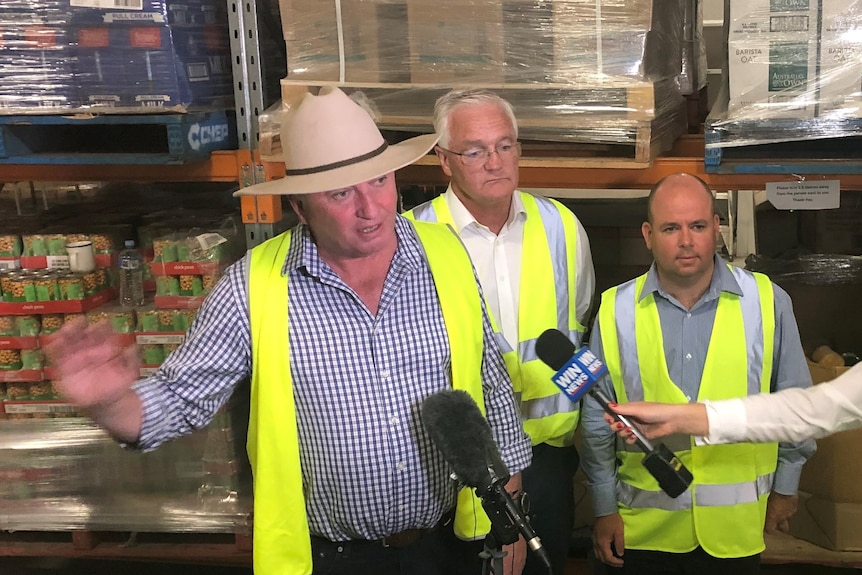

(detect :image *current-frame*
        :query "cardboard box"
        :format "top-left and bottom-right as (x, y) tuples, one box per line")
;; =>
(502, 0), (683, 84)
(727, 0), (819, 118)
(818, 0), (862, 115)
(73, 25), (233, 109)
(797, 359), (858, 504)
(789, 491), (862, 551)
(281, 0), (410, 83)
(558, 0), (684, 82)
(70, 0), (217, 26)
(807, 358), (852, 385)
(407, 0), (504, 83)
(798, 418), (862, 503)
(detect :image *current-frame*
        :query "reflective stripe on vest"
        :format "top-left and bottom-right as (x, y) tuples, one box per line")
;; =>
(406, 192), (585, 446)
(598, 265), (777, 558)
(247, 222), (492, 575)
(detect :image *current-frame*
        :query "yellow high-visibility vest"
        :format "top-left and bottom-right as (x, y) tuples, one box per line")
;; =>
(405, 192), (585, 446)
(599, 267), (777, 557)
(247, 220), (495, 575)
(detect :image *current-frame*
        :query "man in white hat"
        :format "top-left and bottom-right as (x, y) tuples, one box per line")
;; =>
(44, 87), (532, 575)
(405, 89), (595, 575)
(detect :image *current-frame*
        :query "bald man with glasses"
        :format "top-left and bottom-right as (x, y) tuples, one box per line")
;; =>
(405, 88), (595, 575)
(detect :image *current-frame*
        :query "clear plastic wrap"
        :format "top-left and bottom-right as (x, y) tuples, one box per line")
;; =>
(0, 408), (252, 533)
(706, 0), (862, 149)
(746, 253), (862, 358)
(280, 0), (686, 84)
(274, 0), (691, 148)
(746, 253), (862, 285)
(0, 0), (234, 113)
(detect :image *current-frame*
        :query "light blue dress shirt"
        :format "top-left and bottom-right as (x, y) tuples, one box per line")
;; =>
(581, 255), (816, 517)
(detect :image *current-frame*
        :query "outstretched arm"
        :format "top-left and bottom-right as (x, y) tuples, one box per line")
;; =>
(607, 362), (862, 445)
(44, 318), (143, 443)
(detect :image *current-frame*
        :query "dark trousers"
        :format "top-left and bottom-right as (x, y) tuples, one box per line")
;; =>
(521, 443), (580, 575)
(614, 547), (760, 575)
(311, 526), (483, 575)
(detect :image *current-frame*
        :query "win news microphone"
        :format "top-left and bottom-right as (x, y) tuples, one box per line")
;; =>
(421, 389), (552, 571)
(535, 328), (693, 499)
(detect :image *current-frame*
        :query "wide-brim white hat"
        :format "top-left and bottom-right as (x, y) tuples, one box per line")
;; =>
(235, 87), (438, 196)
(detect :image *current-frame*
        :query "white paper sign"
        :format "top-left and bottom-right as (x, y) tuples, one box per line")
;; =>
(766, 180), (840, 210)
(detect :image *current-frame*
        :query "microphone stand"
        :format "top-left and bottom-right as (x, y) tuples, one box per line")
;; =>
(474, 465), (551, 575)
(479, 530), (509, 575)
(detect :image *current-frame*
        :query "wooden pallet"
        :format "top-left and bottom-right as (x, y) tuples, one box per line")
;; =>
(0, 530), (252, 566)
(263, 82), (688, 169)
(703, 90), (862, 174)
(0, 111), (237, 165)
(281, 78), (680, 124)
(705, 128), (862, 175)
(763, 531), (862, 568)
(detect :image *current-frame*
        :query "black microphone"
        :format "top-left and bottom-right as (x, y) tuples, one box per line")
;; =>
(535, 328), (693, 499)
(421, 389), (552, 570)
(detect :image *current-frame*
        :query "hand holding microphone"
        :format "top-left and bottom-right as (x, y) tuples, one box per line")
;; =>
(535, 329), (693, 499)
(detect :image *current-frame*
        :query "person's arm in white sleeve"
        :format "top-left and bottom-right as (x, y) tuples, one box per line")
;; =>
(607, 363), (862, 445)
(706, 362), (862, 443)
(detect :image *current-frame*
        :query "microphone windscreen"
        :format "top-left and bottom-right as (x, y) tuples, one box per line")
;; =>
(421, 389), (502, 488)
(536, 328), (577, 371)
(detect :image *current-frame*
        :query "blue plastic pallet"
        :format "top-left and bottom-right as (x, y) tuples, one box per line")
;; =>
(0, 110), (237, 165)
(704, 117), (862, 175)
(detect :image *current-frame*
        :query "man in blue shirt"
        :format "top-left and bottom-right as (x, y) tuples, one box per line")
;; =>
(45, 87), (532, 575)
(580, 173), (815, 575)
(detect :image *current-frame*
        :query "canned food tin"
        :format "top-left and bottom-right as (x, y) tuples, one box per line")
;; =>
(80, 270), (99, 296)
(33, 270), (58, 301)
(156, 275), (180, 296)
(179, 274), (204, 296)
(8, 274), (36, 302)
(63, 313), (86, 324)
(0, 349), (23, 370)
(23, 234), (47, 256)
(6, 381), (29, 399)
(45, 234), (67, 256)
(20, 349), (43, 370)
(0, 271), (13, 301)
(0, 315), (15, 336)
(0, 234), (22, 258)
(140, 344), (165, 365)
(91, 233), (114, 254)
(41, 313), (64, 334)
(153, 239), (178, 263)
(202, 273), (220, 293)
(28, 379), (53, 399)
(57, 272), (85, 300)
(137, 308), (160, 332)
(158, 310), (178, 332)
(14, 315), (41, 337)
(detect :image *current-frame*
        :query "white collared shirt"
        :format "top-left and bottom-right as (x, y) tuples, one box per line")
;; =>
(443, 186), (595, 349)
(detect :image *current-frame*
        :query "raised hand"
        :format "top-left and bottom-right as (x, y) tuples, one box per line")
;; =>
(43, 317), (143, 442)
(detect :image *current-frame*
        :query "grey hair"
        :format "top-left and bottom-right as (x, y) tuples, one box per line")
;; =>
(433, 89), (518, 148)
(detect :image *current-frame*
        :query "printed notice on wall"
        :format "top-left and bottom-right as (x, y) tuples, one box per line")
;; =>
(765, 180), (840, 210)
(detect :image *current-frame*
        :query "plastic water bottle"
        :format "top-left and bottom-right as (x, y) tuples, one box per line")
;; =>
(119, 239), (145, 308)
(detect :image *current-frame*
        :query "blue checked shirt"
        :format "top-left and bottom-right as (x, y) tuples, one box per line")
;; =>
(133, 216), (532, 541)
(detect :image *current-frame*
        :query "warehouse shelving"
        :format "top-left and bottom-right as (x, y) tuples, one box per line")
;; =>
(0, 0), (859, 569)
